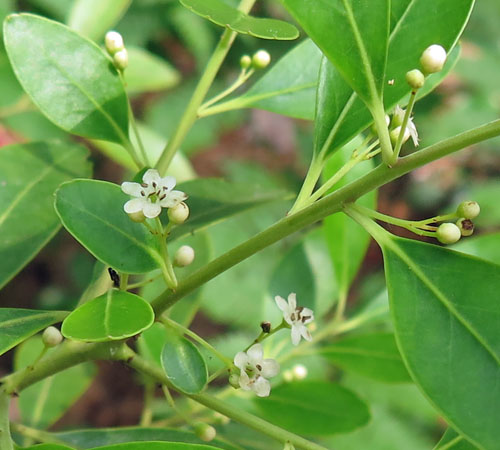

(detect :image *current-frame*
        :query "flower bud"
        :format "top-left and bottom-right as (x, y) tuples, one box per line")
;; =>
(260, 321), (271, 333)
(113, 49), (129, 71)
(390, 126), (410, 146)
(193, 423), (216, 442)
(168, 202), (189, 225)
(406, 69), (425, 90)
(105, 31), (124, 55)
(240, 54), (252, 69)
(127, 210), (146, 223)
(174, 245), (195, 267)
(213, 412), (230, 426)
(420, 44), (447, 74)
(456, 218), (474, 237)
(252, 50), (271, 69)
(456, 201), (480, 219)
(229, 373), (240, 389)
(292, 364), (308, 380)
(42, 326), (63, 347)
(436, 223), (461, 244)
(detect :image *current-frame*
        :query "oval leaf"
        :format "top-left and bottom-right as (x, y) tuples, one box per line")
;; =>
(55, 179), (164, 274)
(161, 330), (208, 394)
(321, 333), (411, 383)
(61, 290), (154, 342)
(4, 13), (129, 143)
(254, 381), (370, 435)
(180, 0), (299, 40)
(0, 308), (67, 357)
(282, 0), (389, 105)
(0, 141), (91, 289)
(381, 235), (500, 448)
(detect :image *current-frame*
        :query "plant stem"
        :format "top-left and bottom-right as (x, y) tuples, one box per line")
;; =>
(127, 98), (150, 167)
(155, 0), (257, 175)
(288, 154), (325, 214)
(390, 91), (418, 164)
(161, 316), (233, 367)
(156, 218), (177, 289)
(371, 102), (394, 166)
(124, 350), (327, 450)
(0, 389), (13, 450)
(10, 423), (69, 447)
(140, 381), (155, 426)
(245, 321), (288, 351)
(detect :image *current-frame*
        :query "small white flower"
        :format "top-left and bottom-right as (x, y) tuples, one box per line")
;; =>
(392, 105), (419, 147)
(274, 293), (314, 346)
(233, 343), (280, 397)
(121, 169), (187, 219)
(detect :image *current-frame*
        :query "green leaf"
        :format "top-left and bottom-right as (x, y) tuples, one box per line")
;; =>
(381, 235), (500, 448)
(4, 13), (129, 143)
(15, 337), (96, 429)
(435, 429), (479, 450)
(55, 179), (164, 274)
(254, 381), (370, 435)
(0, 141), (91, 289)
(87, 444), (221, 450)
(137, 322), (165, 368)
(168, 178), (291, 241)
(321, 333), (411, 383)
(161, 329), (208, 394)
(179, 0), (299, 40)
(55, 427), (239, 450)
(225, 39), (322, 120)
(21, 445), (74, 450)
(322, 142), (376, 294)
(0, 309), (67, 356)
(61, 290), (154, 342)
(454, 232), (500, 265)
(67, 0), (131, 42)
(314, 0), (473, 155)
(124, 46), (180, 95)
(281, 0), (389, 106)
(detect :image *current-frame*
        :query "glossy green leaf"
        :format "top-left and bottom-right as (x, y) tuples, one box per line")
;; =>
(168, 178), (291, 241)
(322, 143), (376, 294)
(314, 0), (473, 155)
(68, 0), (131, 41)
(0, 141), (91, 289)
(55, 179), (164, 274)
(4, 13), (129, 143)
(254, 381), (370, 435)
(161, 329), (208, 394)
(21, 445), (74, 450)
(454, 232), (500, 265)
(88, 443), (220, 450)
(321, 333), (411, 383)
(124, 46), (180, 95)
(281, 0), (389, 105)
(137, 322), (165, 368)
(55, 426), (238, 450)
(0, 309), (67, 356)
(225, 39), (322, 120)
(381, 235), (500, 448)
(179, 0), (299, 40)
(435, 429), (479, 450)
(62, 290), (154, 342)
(15, 337), (96, 429)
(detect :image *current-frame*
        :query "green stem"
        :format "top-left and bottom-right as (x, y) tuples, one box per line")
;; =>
(10, 423), (69, 447)
(128, 98), (150, 167)
(161, 316), (233, 367)
(371, 102), (394, 166)
(390, 91), (418, 164)
(245, 321), (288, 351)
(150, 118), (500, 316)
(124, 351), (327, 450)
(140, 381), (155, 426)
(155, 218), (177, 289)
(155, 0), (257, 175)
(0, 389), (13, 450)
(288, 154), (325, 214)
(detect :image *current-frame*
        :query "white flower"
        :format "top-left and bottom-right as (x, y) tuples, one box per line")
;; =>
(392, 105), (419, 147)
(274, 293), (314, 346)
(121, 169), (187, 219)
(233, 344), (279, 397)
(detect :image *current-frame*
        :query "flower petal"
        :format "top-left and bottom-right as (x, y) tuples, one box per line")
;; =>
(234, 351), (249, 370)
(143, 169), (162, 186)
(142, 201), (162, 219)
(161, 175), (177, 191)
(301, 307), (314, 323)
(247, 344), (263, 365)
(300, 325), (312, 342)
(274, 295), (289, 313)
(253, 377), (271, 397)
(261, 358), (280, 378)
(287, 293), (297, 310)
(121, 182), (143, 197)
(238, 371), (251, 390)
(124, 198), (146, 214)
(291, 325), (301, 346)
(160, 190), (187, 208)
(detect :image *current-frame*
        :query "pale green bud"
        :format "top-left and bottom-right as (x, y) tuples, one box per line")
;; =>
(105, 31), (124, 55)
(390, 126), (410, 146)
(229, 373), (240, 389)
(174, 245), (195, 267)
(127, 210), (146, 223)
(456, 201), (480, 219)
(406, 69), (425, 89)
(42, 326), (63, 347)
(240, 54), (252, 69)
(252, 50), (271, 69)
(436, 223), (461, 244)
(456, 218), (474, 237)
(113, 49), (128, 70)
(168, 202), (189, 225)
(193, 423), (216, 442)
(420, 44), (447, 74)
